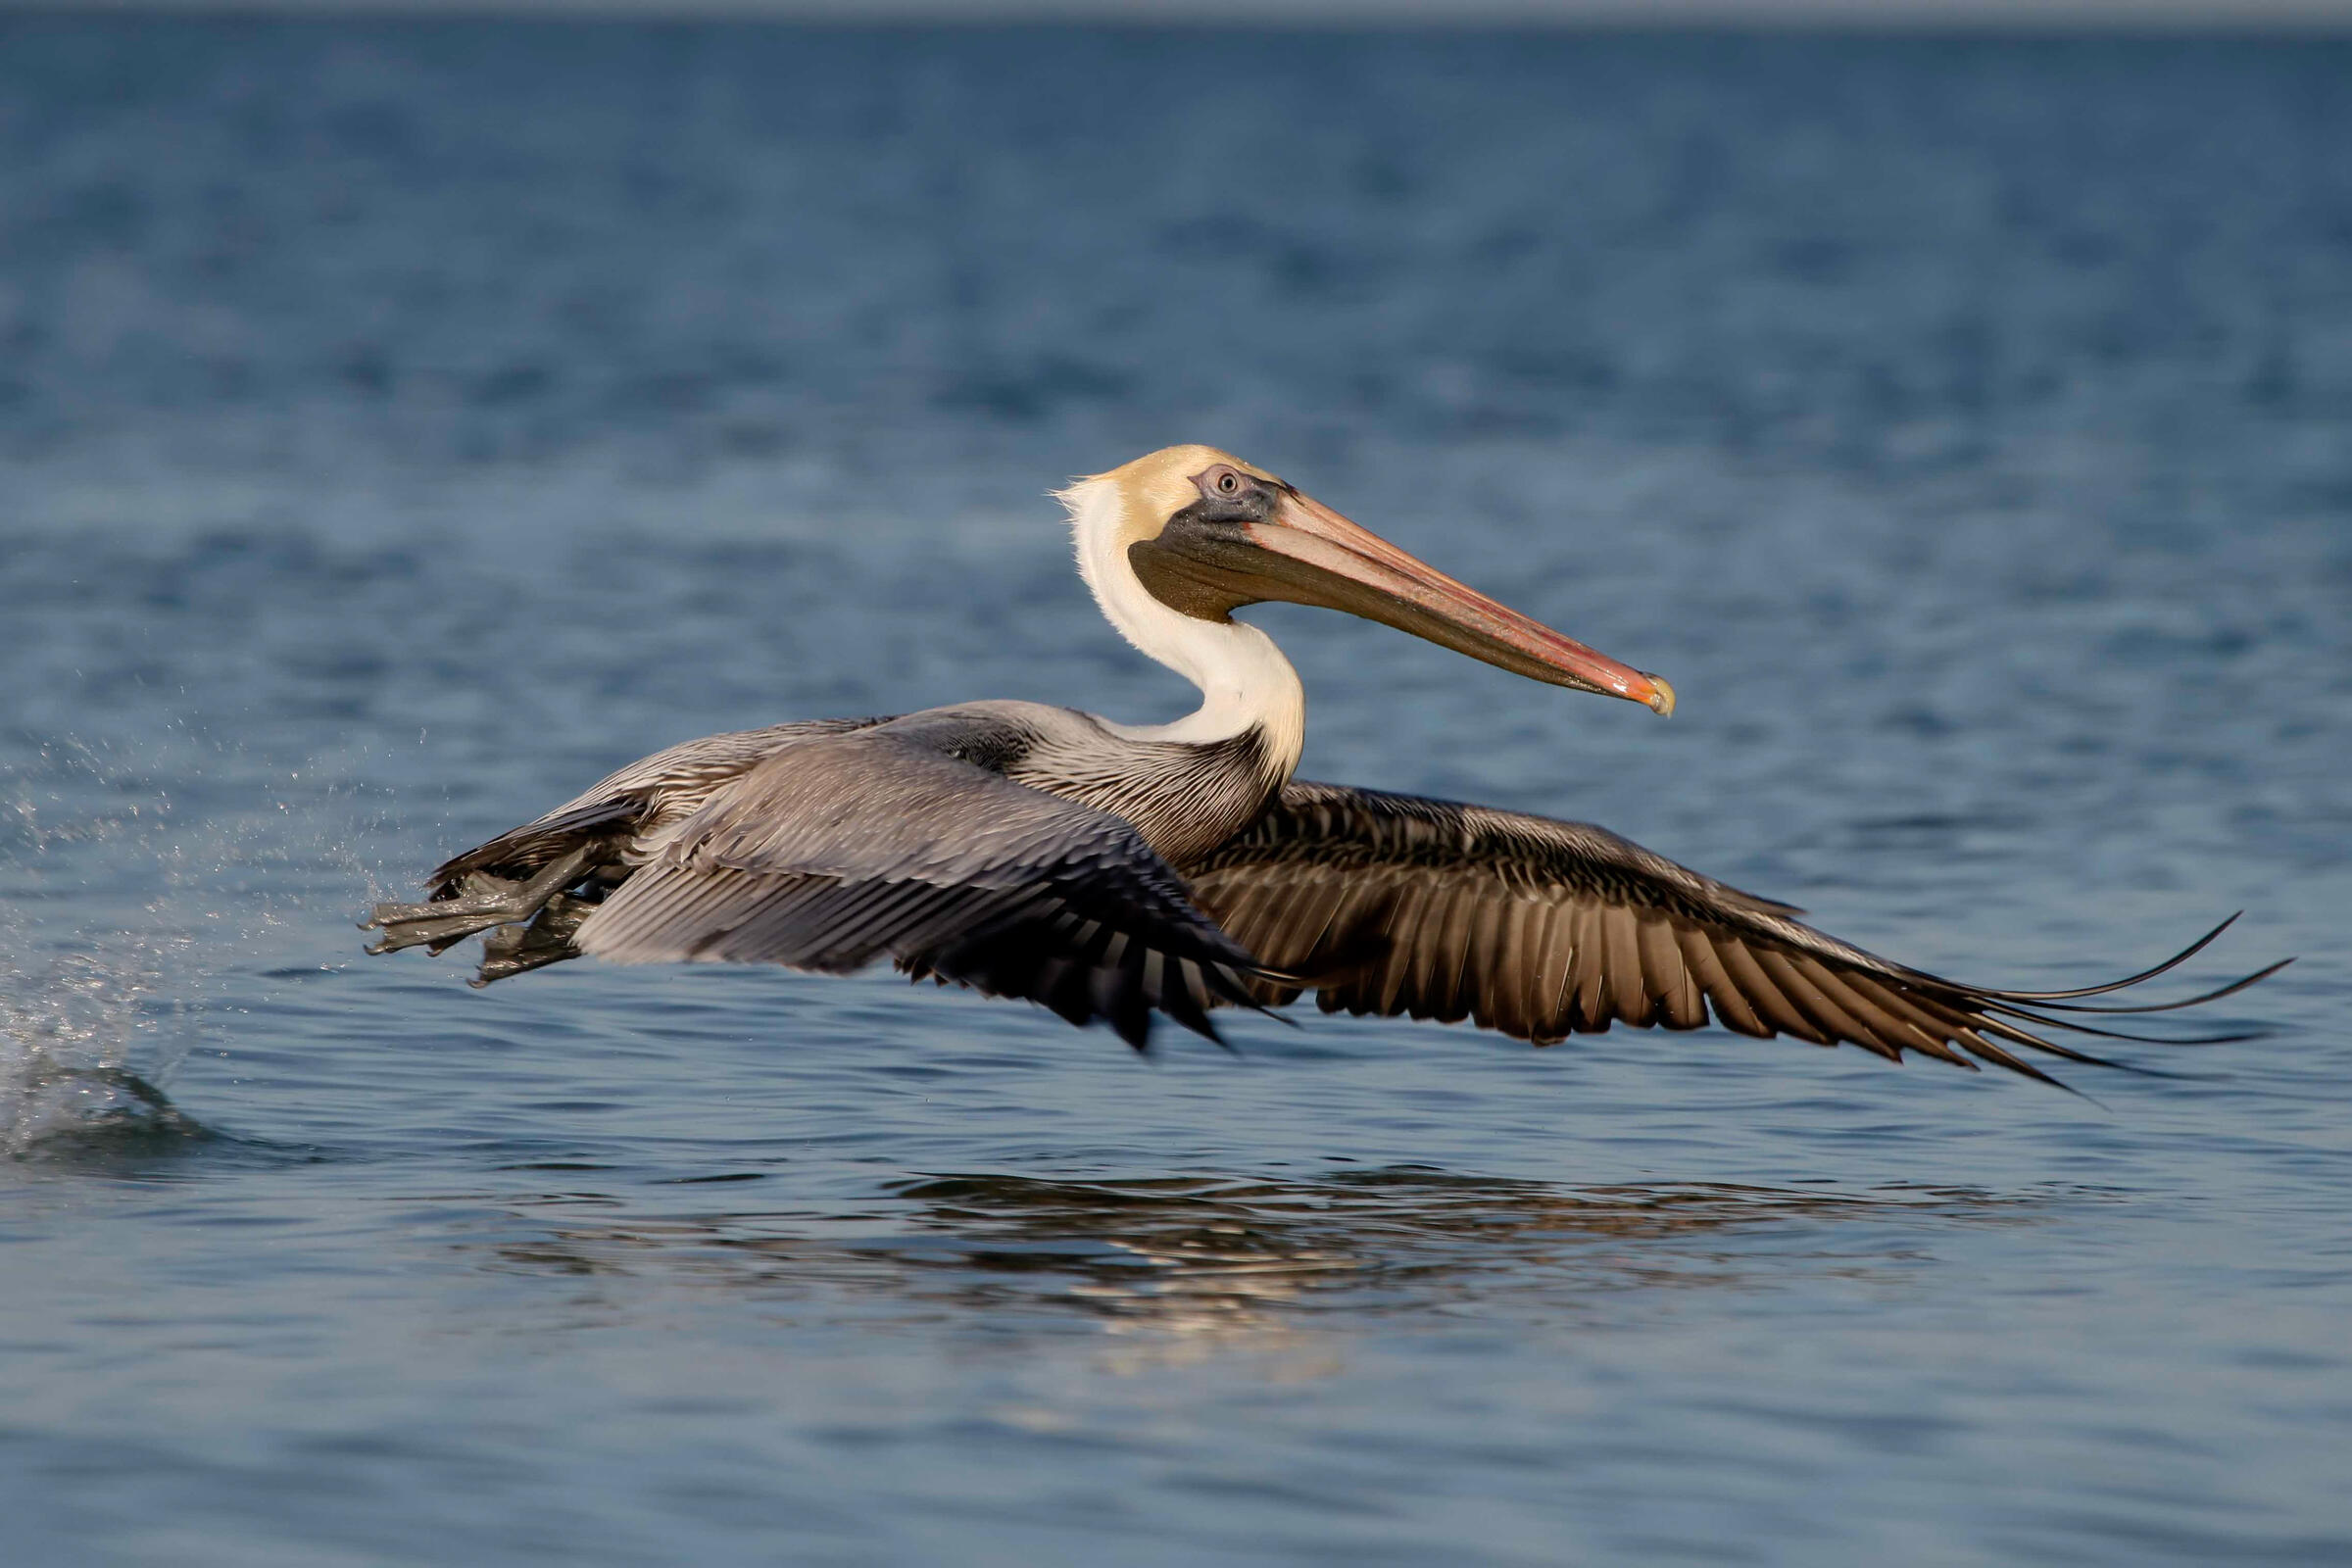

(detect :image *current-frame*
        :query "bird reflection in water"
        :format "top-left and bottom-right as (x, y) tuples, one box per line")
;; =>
(468, 1167), (2040, 1357)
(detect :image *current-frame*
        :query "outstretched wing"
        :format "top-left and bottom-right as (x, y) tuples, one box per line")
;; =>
(1183, 781), (2282, 1085)
(574, 727), (1267, 1047)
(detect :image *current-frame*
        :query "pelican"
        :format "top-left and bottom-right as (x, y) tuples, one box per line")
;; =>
(364, 446), (2281, 1086)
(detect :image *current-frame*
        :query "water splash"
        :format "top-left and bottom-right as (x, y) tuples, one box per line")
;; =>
(0, 733), (320, 1156)
(3, 1062), (207, 1156)
(5, 756), (185, 1152)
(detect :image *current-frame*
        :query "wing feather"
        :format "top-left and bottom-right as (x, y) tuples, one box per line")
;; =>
(1182, 781), (2272, 1085)
(1526, 905), (1574, 1045)
(1603, 907), (1649, 1027)
(1481, 901), (1530, 1039)
(1576, 908), (1613, 1026)
(1641, 918), (1707, 1030)
(576, 727), (1266, 1048)
(1674, 923), (1767, 1038)
(426, 717), (893, 890)
(1712, 936), (1829, 1045)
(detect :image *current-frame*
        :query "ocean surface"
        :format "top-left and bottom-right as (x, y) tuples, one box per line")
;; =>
(3, 20), (2349, 1565)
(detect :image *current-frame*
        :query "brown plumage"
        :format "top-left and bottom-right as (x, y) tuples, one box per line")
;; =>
(1181, 783), (2282, 1088)
(363, 445), (2283, 1087)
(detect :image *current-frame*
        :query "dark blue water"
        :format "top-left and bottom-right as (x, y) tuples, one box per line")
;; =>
(4, 21), (2349, 1565)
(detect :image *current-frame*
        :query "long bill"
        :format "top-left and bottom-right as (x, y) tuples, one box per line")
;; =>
(1191, 489), (1676, 714)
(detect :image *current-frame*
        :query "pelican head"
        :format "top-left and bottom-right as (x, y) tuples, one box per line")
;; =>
(1067, 445), (1675, 715)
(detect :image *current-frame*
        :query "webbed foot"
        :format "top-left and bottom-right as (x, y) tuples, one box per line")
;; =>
(361, 846), (598, 957)
(471, 891), (598, 986)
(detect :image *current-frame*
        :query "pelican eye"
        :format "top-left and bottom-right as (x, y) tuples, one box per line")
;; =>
(1207, 466), (1245, 497)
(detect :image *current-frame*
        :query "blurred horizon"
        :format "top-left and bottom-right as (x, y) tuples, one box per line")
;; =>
(7, 0), (2352, 28)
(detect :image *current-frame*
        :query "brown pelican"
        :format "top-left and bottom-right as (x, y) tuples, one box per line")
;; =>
(364, 446), (2281, 1086)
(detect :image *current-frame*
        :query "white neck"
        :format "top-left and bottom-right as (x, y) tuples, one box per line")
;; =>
(1063, 477), (1306, 776)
